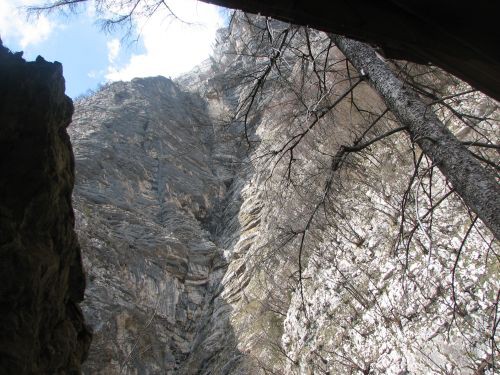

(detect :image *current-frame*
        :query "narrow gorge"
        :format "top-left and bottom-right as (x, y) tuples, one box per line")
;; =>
(1, 10), (498, 375)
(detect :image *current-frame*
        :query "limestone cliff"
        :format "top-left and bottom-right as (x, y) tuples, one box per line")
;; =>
(69, 77), (241, 374)
(71, 13), (499, 375)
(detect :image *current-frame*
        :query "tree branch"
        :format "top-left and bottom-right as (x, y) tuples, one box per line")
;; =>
(331, 34), (500, 240)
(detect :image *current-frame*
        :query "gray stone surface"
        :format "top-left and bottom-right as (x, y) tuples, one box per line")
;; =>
(70, 76), (246, 374)
(70, 13), (498, 375)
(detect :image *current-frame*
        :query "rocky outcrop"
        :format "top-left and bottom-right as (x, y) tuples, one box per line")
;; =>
(0, 44), (91, 374)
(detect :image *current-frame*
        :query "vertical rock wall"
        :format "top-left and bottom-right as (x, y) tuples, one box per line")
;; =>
(70, 77), (247, 374)
(0, 44), (91, 373)
(1, 10), (497, 375)
(65, 12), (499, 375)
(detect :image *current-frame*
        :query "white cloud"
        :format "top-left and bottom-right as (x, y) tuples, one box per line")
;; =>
(0, 0), (55, 48)
(19, 14), (53, 48)
(105, 0), (224, 81)
(107, 38), (120, 63)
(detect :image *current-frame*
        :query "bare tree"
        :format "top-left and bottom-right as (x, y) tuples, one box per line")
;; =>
(331, 35), (499, 240)
(208, 13), (499, 373)
(26, 2), (499, 372)
(29, 0), (499, 240)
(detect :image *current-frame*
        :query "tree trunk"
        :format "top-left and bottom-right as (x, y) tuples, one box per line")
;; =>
(331, 34), (500, 240)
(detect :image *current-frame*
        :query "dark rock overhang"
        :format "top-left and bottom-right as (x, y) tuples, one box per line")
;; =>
(202, 0), (500, 101)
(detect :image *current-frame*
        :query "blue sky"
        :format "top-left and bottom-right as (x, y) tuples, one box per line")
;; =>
(0, 0), (227, 98)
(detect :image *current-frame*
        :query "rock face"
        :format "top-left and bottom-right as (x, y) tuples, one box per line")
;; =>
(0, 44), (91, 373)
(70, 77), (248, 374)
(0, 10), (497, 375)
(71, 13), (499, 375)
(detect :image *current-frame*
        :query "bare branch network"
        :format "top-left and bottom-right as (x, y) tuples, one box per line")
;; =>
(207, 13), (499, 373)
(30, 1), (500, 373)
